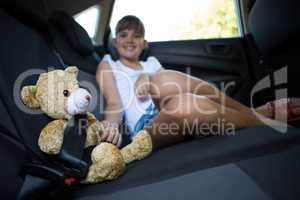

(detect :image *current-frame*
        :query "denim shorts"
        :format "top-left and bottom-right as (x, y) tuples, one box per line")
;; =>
(130, 103), (158, 138)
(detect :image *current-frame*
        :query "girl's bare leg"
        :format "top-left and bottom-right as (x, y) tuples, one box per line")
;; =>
(150, 70), (255, 116)
(146, 93), (278, 150)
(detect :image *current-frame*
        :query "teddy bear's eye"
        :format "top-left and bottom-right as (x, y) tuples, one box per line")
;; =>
(63, 90), (70, 97)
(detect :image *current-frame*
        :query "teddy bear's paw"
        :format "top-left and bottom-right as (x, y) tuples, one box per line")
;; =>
(86, 122), (101, 147)
(86, 112), (97, 125)
(21, 85), (40, 108)
(121, 130), (153, 164)
(39, 120), (66, 154)
(86, 121), (104, 146)
(82, 143), (126, 184)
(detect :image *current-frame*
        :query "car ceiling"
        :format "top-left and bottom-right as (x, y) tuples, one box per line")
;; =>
(0, 0), (103, 18)
(45, 0), (101, 16)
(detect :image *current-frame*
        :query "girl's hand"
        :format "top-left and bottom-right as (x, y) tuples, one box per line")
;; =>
(97, 120), (122, 147)
(135, 73), (151, 100)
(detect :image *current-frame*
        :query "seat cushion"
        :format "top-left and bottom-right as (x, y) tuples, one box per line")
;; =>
(76, 163), (272, 200)
(73, 125), (300, 199)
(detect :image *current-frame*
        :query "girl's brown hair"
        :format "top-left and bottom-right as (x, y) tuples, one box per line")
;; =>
(115, 15), (145, 37)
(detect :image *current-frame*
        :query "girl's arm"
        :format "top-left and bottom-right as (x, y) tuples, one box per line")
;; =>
(96, 61), (124, 146)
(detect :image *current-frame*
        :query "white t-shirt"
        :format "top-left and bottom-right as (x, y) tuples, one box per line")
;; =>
(102, 54), (162, 133)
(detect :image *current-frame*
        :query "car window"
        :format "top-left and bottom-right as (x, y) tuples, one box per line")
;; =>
(110, 0), (240, 42)
(73, 5), (101, 42)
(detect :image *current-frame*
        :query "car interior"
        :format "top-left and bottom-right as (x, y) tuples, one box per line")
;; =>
(0, 0), (299, 199)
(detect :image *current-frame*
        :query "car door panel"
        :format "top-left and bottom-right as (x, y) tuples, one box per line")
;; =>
(148, 38), (249, 94)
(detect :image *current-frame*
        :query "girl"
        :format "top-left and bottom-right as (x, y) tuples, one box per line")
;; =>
(96, 15), (300, 155)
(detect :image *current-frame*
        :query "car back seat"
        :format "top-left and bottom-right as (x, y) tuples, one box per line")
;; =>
(0, 7), (106, 120)
(0, 9), (64, 154)
(0, 9), (64, 199)
(248, 0), (300, 99)
(0, 81), (26, 200)
(0, 8), (104, 199)
(0, 132), (26, 200)
(47, 11), (101, 74)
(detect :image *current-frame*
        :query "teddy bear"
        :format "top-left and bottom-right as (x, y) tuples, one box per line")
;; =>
(20, 66), (153, 184)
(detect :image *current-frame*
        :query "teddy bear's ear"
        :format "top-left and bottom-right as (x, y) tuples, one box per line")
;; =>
(39, 72), (48, 79)
(65, 66), (79, 78)
(21, 85), (40, 109)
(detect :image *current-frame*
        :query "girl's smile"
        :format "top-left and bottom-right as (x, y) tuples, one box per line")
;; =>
(114, 29), (147, 67)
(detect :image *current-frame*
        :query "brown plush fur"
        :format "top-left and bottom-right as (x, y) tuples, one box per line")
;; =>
(21, 66), (153, 184)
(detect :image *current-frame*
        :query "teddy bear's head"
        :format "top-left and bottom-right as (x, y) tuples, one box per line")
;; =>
(21, 66), (91, 119)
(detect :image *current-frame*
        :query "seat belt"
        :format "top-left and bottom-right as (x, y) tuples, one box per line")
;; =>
(0, 20), (90, 200)
(257, 57), (276, 103)
(0, 66), (89, 199)
(262, 59), (276, 100)
(17, 114), (89, 200)
(51, 48), (68, 68)
(92, 51), (101, 63)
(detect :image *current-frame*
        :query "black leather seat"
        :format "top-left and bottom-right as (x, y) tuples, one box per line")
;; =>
(0, 9), (104, 199)
(48, 11), (102, 74)
(248, 0), (300, 98)
(72, 125), (300, 200)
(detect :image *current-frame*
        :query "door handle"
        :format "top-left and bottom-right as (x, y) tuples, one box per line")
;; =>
(205, 44), (231, 55)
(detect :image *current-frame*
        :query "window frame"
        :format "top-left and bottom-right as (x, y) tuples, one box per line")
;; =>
(109, 0), (242, 42)
(73, 5), (101, 43)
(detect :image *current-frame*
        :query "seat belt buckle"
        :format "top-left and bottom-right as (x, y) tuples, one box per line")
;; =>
(64, 177), (78, 185)
(21, 163), (81, 186)
(55, 114), (89, 179)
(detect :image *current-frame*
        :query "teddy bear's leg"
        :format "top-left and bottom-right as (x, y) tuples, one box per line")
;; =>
(82, 143), (125, 184)
(39, 119), (67, 154)
(82, 161), (113, 184)
(120, 130), (153, 164)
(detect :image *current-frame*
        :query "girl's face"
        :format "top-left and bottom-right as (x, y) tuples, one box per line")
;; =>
(114, 29), (147, 62)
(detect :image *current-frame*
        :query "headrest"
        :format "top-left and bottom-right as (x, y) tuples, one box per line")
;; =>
(248, 0), (300, 59)
(247, 0), (256, 11)
(49, 11), (94, 56)
(1, 3), (49, 35)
